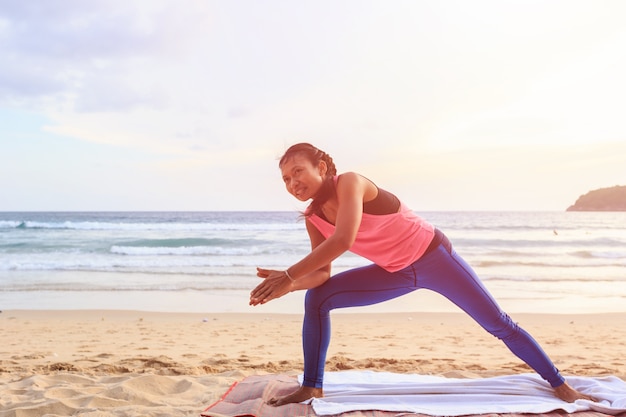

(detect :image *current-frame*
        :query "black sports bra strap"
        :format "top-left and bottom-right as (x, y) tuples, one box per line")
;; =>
(363, 187), (400, 215)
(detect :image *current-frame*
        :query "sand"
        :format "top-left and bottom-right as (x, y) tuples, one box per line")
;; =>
(1, 310), (625, 417)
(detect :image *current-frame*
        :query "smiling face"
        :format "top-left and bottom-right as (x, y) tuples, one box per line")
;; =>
(280, 153), (328, 201)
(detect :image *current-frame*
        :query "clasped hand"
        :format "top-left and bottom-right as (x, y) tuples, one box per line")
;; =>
(249, 267), (293, 306)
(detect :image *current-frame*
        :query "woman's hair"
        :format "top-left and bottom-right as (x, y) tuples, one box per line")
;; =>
(278, 143), (337, 176)
(279, 143), (337, 217)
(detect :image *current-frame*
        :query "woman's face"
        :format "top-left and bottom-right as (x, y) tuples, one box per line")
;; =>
(281, 154), (327, 201)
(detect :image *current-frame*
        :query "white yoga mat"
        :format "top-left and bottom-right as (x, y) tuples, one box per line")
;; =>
(301, 371), (626, 416)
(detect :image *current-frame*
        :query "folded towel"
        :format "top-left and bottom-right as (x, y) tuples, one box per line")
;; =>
(302, 371), (626, 416)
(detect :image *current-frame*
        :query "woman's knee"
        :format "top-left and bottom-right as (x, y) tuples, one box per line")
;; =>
(304, 287), (328, 313)
(482, 311), (521, 341)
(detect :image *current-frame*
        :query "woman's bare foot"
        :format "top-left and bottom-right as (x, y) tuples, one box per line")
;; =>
(267, 386), (323, 406)
(554, 382), (596, 402)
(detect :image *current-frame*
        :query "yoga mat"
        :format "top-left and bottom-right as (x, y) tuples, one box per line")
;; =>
(203, 371), (626, 417)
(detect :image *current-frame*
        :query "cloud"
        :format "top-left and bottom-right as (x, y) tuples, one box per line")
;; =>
(0, 0), (208, 111)
(2, 1), (626, 211)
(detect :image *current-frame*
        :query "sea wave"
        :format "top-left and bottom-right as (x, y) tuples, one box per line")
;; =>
(473, 259), (626, 268)
(0, 220), (22, 229)
(110, 245), (267, 256)
(3, 220), (304, 232)
(0, 279), (257, 292)
(452, 236), (625, 247)
(109, 237), (274, 256)
(0, 257), (264, 272)
(570, 250), (626, 259)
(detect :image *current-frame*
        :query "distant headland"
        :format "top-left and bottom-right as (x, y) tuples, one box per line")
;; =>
(567, 185), (626, 211)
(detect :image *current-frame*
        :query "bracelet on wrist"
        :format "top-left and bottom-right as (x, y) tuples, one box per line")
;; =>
(284, 269), (295, 282)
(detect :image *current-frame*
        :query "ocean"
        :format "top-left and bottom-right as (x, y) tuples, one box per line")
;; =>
(1, 211), (624, 314)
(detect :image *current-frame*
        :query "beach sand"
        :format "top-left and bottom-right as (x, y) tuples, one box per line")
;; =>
(1, 310), (625, 416)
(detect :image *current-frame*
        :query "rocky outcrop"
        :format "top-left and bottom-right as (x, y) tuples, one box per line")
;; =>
(567, 185), (626, 211)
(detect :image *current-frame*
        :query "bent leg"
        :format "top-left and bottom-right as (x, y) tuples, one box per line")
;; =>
(302, 263), (417, 388)
(416, 245), (565, 387)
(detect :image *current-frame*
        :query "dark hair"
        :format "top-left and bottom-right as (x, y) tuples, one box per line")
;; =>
(279, 143), (337, 217)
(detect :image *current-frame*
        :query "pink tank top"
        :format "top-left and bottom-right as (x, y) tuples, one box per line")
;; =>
(307, 196), (435, 273)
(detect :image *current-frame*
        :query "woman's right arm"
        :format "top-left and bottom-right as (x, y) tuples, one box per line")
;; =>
(250, 219), (331, 306)
(288, 219), (332, 291)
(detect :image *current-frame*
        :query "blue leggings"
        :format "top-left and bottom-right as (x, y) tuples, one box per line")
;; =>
(301, 236), (565, 389)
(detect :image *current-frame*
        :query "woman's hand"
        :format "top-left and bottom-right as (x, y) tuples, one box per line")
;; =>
(249, 267), (294, 306)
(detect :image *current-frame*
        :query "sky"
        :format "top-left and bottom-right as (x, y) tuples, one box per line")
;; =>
(1, 0), (625, 212)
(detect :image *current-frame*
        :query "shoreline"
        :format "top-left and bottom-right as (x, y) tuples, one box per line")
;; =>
(3, 286), (626, 315)
(2, 310), (625, 416)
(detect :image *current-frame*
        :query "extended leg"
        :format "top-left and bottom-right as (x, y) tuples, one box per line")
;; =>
(415, 245), (565, 387)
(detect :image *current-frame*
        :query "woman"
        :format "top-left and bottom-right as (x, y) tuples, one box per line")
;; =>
(249, 143), (591, 406)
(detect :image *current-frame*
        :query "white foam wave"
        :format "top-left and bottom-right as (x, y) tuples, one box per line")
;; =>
(0, 221), (21, 228)
(0, 251), (367, 273)
(13, 220), (304, 232)
(110, 245), (263, 256)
